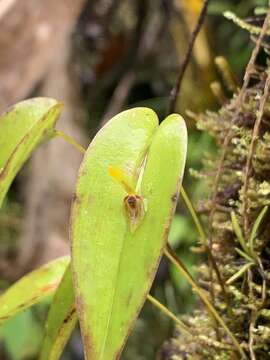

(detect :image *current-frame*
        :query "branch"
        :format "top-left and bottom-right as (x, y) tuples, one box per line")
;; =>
(242, 11), (270, 236)
(208, 10), (270, 244)
(168, 0), (210, 114)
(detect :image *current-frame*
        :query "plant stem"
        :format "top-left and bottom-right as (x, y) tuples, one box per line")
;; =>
(180, 186), (207, 244)
(54, 130), (86, 155)
(226, 263), (254, 285)
(164, 244), (247, 359)
(146, 294), (192, 336)
(180, 186), (229, 305)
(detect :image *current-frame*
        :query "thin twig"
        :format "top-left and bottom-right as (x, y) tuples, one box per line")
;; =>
(209, 10), (270, 238)
(180, 187), (229, 306)
(206, 12), (270, 359)
(242, 18), (270, 237)
(146, 294), (192, 336)
(101, 0), (165, 125)
(100, 71), (135, 126)
(248, 269), (257, 360)
(168, 0), (224, 315)
(207, 10), (270, 311)
(164, 244), (247, 359)
(168, 0), (210, 114)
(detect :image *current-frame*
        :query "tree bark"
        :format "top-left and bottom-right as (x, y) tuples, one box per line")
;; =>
(18, 39), (87, 273)
(0, 0), (87, 278)
(0, 0), (86, 110)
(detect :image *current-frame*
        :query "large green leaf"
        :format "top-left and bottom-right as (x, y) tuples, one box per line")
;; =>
(39, 263), (77, 360)
(0, 256), (69, 325)
(71, 108), (187, 359)
(0, 97), (62, 206)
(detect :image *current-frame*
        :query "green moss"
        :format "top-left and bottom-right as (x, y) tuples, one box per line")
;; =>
(163, 14), (270, 360)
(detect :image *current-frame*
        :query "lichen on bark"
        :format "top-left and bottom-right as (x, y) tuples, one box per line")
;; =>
(162, 10), (270, 360)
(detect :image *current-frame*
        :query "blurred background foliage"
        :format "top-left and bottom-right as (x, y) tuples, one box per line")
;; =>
(0, 0), (269, 359)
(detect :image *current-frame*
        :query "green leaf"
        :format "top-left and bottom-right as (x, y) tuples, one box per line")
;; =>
(230, 211), (251, 256)
(0, 97), (62, 206)
(0, 256), (69, 325)
(235, 248), (254, 263)
(226, 262), (254, 285)
(71, 108), (187, 359)
(39, 263), (76, 360)
(249, 206), (268, 253)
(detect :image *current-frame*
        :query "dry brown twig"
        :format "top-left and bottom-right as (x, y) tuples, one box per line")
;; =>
(206, 11), (270, 358)
(169, 0), (210, 114)
(168, 0), (230, 309)
(241, 12), (270, 360)
(209, 10), (270, 242)
(242, 14), (270, 236)
(207, 11), (270, 305)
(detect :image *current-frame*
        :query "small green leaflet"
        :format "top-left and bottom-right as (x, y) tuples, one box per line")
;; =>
(0, 256), (69, 325)
(0, 97), (62, 206)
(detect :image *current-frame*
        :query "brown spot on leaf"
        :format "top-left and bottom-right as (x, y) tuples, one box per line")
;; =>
(63, 307), (76, 324)
(18, 303), (26, 309)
